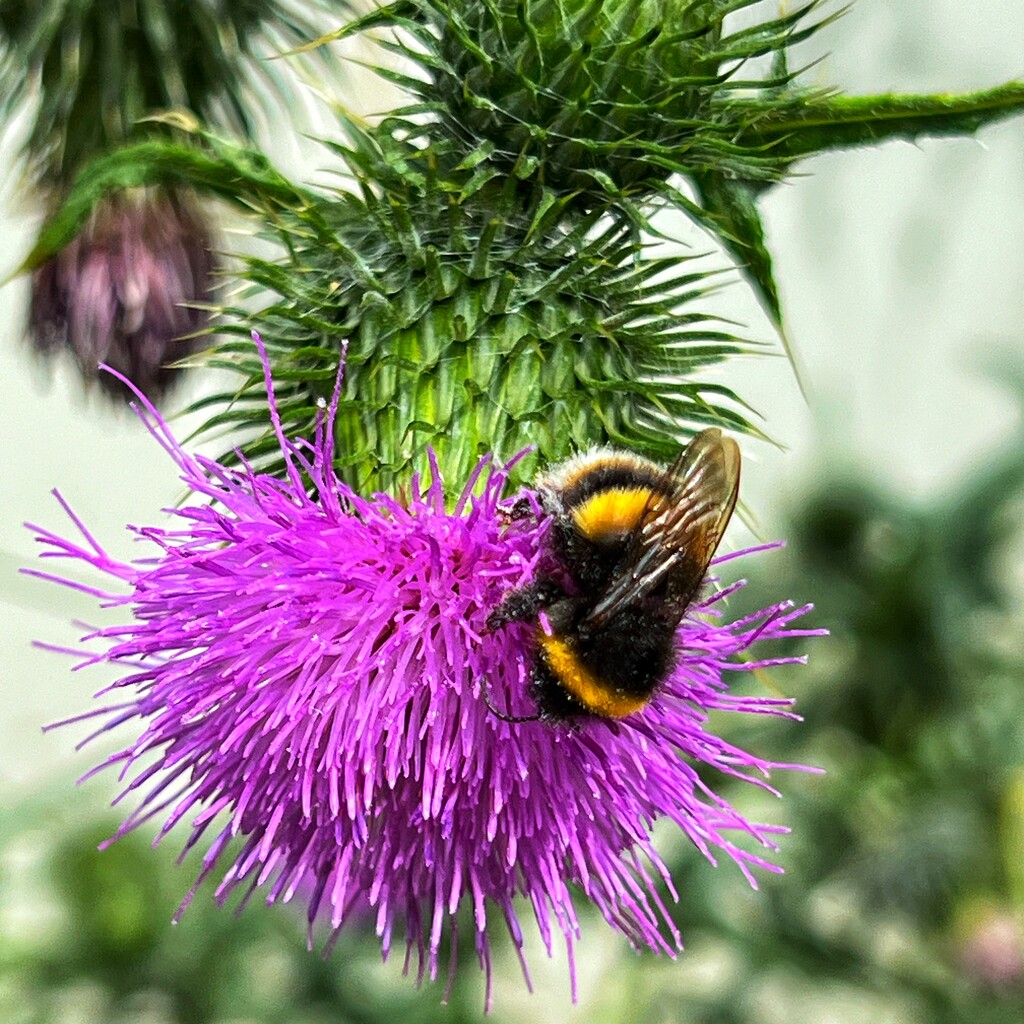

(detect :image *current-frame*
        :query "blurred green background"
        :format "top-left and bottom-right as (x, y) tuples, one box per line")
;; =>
(3, 1), (1024, 1021)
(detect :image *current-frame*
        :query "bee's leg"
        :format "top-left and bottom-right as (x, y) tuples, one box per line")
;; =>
(500, 488), (558, 525)
(507, 496), (535, 520)
(480, 685), (542, 723)
(485, 576), (565, 631)
(498, 499), (549, 534)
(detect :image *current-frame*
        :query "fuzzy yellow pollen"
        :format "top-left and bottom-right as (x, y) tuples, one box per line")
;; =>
(571, 487), (654, 542)
(538, 634), (650, 719)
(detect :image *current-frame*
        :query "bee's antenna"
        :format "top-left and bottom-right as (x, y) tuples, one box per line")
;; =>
(480, 682), (542, 724)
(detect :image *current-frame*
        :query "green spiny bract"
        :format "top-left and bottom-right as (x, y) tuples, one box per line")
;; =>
(195, 121), (758, 494)
(331, 0), (837, 337)
(346, 0), (833, 198)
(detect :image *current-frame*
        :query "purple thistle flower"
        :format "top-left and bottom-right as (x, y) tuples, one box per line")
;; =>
(27, 336), (822, 1006)
(29, 187), (214, 402)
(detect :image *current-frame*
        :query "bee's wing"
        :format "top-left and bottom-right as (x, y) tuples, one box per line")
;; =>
(581, 429), (740, 631)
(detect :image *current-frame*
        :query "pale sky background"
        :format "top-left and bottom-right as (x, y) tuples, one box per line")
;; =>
(1, 0), (1022, 833)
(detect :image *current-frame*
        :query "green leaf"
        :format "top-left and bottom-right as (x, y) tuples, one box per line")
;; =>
(736, 82), (1024, 162)
(18, 135), (314, 273)
(691, 170), (808, 396)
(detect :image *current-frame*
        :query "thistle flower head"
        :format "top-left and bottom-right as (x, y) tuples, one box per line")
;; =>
(29, 188), (214, 402)
(30, 337), (822, 1004)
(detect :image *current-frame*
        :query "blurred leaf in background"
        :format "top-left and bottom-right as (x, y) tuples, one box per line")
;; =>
(629, 369), (1024, 1023)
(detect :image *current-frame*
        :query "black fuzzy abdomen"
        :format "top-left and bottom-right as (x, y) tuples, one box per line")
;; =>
(579, 610), (677, 697)
(532, 609), (677, 720)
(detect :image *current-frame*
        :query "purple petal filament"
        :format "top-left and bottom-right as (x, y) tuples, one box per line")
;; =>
(27, 335), (823, 1006)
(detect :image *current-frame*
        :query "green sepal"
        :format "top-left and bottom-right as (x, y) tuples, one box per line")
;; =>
(692, 171), (781, 326)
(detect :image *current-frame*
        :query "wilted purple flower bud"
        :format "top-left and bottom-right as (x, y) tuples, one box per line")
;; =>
(28, 338), (822, 1005)
(29, 187), (214, 402)
(958, 909), (1024, 991)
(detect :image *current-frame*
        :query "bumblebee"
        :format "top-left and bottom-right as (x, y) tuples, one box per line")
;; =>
(486, 429), (740, 722)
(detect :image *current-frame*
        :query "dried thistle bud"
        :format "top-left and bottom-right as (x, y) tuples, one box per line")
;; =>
(29, 188), (215, 402)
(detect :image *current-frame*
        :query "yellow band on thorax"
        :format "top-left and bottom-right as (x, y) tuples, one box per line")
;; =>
(571, 487), (654, 542)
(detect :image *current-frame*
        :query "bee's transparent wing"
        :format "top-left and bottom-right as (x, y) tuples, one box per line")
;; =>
(581, 429), (740, 631)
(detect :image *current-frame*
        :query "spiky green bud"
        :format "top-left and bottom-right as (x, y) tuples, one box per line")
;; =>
(357, 0), (831, 198)
(22, 3), (1024, 490)
(197, 124), (758, 492)
(438, 0), (717, 193)
(337, 0), (1024, 325)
